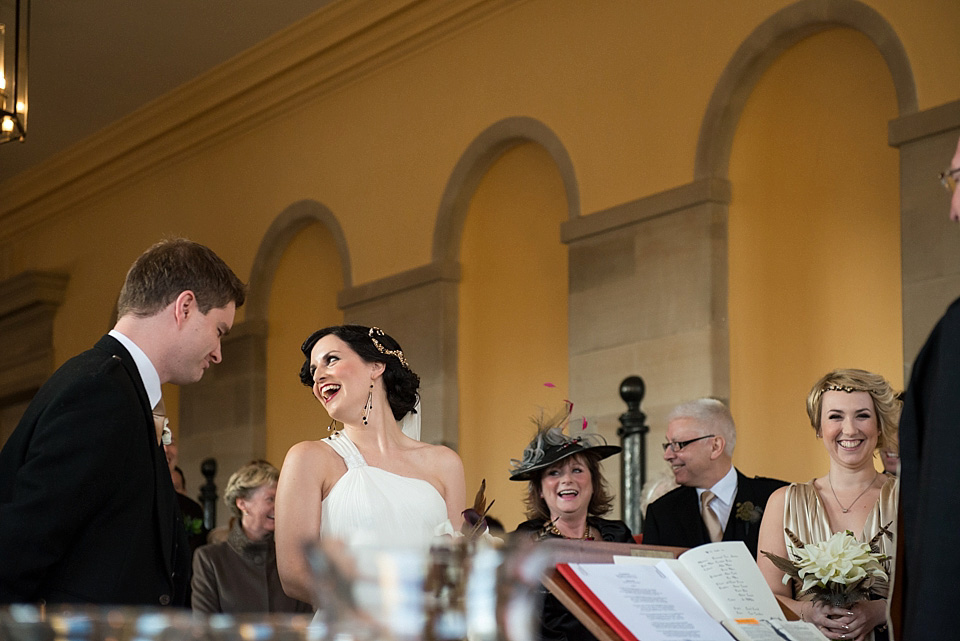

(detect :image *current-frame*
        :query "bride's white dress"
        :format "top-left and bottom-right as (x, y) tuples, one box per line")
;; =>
(319, 429), (450, 547)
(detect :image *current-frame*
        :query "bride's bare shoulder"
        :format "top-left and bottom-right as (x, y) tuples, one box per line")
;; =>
(415, 441), (463, 469)
(288, 436), (335, 454)
(282, 438), (340, 474)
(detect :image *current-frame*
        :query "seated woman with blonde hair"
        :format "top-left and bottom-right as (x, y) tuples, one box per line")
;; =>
(191, 460), (312, 614)
(757, 369), (899, 641)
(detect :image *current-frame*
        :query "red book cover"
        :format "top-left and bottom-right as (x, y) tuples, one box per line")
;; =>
(555, 563), (639, 641)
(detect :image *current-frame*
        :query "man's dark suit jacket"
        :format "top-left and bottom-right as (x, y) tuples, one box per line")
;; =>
(0, 335), (191, 606)
(898, 297), (960, 639)
(642, 469), (787, 558)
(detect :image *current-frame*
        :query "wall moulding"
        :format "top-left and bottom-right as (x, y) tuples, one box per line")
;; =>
(0, 0), (524, 243)
(560, 178), (731, 244)
(889, 100), (960, 148)
(338, 260), (461, 310)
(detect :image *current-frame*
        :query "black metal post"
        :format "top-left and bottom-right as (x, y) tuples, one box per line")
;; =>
(199, 457), (218, 531)
(617, 375), (649, 534)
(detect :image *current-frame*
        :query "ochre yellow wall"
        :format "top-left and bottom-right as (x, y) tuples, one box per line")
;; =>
(3, 2), (957, 287)
(729, 29), (903, 484)
(1, 1), (959, 518)
(266, 224), (344, 469)
(458, 143), (569, 529)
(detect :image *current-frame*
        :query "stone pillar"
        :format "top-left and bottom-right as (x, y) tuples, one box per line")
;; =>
(889, 100), (960, 381)
(338, 260), (461, 448)
(561, 178), (732, 517)
(0, 271), (69, 446)
(179, 319), (267, 526)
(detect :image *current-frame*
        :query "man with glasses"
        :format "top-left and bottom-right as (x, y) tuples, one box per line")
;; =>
(896, 133), (960, 639)
(642, 398), (786, 558)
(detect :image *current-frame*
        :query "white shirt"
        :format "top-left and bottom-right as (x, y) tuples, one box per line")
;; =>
(108, 329), (162, 410)
(696, 465), (738, 532)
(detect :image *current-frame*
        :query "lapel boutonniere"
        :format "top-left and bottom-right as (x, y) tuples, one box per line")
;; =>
(183, 514), (204, 536)
(735, 500), (763, 524)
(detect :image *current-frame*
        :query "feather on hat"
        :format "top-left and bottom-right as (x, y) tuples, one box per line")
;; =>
(509, 400), (621, 481)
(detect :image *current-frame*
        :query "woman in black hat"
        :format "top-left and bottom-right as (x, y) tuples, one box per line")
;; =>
(510, 402), (632, 641)
(510, 402), (632, 543)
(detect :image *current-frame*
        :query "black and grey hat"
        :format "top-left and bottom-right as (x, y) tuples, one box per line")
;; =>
(508, 402), (621, 481)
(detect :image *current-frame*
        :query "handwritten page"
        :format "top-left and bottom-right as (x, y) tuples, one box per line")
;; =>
(676, 542), (784, 620)
(613, 542), (828, 641)
(564, 562), (732, 641)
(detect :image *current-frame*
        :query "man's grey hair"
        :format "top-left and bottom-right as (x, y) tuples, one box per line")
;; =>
(666, 398), (737, 454)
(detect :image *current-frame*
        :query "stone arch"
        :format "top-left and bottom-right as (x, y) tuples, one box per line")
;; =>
(431, 116), (580, 263)
(695, 0), (916, 179)
(709, 1), (910, 483)
(246, 199), (351, 323)
(179, 200), (350, 521)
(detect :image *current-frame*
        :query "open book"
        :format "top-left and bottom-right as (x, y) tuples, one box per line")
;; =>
(556, 541), (827, 641)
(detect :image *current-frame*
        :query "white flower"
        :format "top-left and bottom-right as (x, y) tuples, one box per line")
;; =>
(792, 530), (887, 594)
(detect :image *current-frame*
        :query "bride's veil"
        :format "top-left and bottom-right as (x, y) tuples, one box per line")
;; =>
(399, 398), (421, 441)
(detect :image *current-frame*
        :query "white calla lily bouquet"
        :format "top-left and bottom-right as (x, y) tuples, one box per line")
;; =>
(762, 525), (892, 608)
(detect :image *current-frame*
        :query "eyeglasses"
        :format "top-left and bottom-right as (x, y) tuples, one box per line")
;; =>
(662, 434), (715, 452)
(940, 167), (960, 194)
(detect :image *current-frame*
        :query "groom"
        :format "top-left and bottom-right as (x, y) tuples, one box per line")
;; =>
(642, 398), (786, 558)
(0, 238), (245, 606)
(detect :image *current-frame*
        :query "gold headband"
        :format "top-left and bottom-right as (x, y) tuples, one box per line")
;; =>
(369, 327), (410, 370)
(824, 384), (857, 393)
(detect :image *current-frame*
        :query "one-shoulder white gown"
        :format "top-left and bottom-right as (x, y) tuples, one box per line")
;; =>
(319, 430), (450, 547)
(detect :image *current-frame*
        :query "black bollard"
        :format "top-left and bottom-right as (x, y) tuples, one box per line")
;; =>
(617, 376), (649, 534)
(199, 457), (218, 531)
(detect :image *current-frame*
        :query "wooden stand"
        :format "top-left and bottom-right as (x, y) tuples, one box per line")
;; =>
(538, 539), (687, 641)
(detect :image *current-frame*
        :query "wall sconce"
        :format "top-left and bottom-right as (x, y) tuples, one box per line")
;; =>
(1, 0), (28, 144)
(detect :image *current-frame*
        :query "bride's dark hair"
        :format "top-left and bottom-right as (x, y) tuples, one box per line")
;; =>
(299, 325), (420, 421)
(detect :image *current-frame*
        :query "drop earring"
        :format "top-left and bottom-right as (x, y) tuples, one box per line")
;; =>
(362, 382), (373, 425)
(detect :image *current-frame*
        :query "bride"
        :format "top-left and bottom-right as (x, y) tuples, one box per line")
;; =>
(275, 325), (466, 606)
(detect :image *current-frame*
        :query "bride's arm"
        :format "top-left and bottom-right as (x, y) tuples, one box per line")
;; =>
(435, 445), (466, 530)
(275, 441), (325, 606)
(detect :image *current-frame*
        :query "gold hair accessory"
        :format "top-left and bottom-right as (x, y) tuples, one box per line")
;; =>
(369, 327), (410, 370)
(824, 384), (857, 393)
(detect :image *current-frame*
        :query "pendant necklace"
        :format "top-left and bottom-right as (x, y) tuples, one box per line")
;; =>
(828, 471), (879, 513)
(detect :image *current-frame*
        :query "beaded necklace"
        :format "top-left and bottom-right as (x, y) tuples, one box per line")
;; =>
(548, 521), (594, 540)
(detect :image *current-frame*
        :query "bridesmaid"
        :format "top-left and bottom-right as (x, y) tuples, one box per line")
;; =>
(757, 369), (899, 641)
